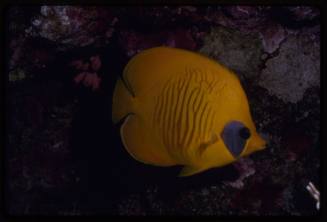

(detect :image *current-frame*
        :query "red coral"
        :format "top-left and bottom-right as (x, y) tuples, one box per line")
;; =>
(70, 55), (102, 91)
(70, 59), (84, 70)
(90, 55), (101, 71)
(73, 72), (87, 84)
(74, 72), (101, 91)
(87, 73), (100, 90)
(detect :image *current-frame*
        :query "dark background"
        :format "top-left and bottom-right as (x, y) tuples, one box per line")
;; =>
(4, 6), (321, 215)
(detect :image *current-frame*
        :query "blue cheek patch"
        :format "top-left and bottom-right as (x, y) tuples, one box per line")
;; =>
(221, 121), (250, 158)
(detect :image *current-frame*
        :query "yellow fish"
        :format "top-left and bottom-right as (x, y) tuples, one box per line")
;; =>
(112, 47), (266, 177)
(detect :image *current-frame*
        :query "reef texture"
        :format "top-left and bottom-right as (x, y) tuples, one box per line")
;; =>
(258, 33), (320, 103)
(199, 26), (263, 79)
(5, 6), (320, 216)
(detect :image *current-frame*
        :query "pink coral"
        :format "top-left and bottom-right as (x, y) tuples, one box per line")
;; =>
(70, 60), (84, 70)
(73, 72), (101, 91)
(73, 72), (87, 84)
(70, 55), (102, 91)
(90, 55), (102, 71)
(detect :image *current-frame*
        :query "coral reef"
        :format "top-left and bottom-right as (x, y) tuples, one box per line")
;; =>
(5, 6), (320, 216)
(71, 55), (102, 90)
(118, 28), (197, 58)
(199, 26), (262, 79)
(258, 33), (320, 103)
(27, 6), (117, 48)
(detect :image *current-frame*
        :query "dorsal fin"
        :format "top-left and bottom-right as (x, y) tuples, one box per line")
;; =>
(112, 78), (134, 124)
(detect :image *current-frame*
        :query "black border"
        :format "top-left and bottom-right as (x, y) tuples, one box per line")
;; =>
(1, 1), (326, 221)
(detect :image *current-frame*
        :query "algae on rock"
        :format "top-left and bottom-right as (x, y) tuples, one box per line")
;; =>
(258, 34), (320, 104)
(199, 26), (263, 79)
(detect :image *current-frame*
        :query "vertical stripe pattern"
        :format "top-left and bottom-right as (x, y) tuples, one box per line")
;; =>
(152, 67), (219, 162)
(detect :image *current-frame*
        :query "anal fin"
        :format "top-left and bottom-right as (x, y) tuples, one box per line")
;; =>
(178, 165), (208, 177)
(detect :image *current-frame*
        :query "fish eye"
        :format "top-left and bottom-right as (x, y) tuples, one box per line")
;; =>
(221, 121), (249, 158)
(239, 127), (251, 140)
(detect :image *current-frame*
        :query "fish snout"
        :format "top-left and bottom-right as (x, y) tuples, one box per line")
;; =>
(243, 132), (267, 155)
(255, 132), (268, 150)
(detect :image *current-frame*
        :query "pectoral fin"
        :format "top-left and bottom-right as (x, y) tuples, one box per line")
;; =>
(198, 132), (219, 156)
(179, 165), (208, 177)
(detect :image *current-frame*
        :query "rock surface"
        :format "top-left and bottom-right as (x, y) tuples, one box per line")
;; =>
(258, 33), (320, 103)
(199, 26), (263, 78)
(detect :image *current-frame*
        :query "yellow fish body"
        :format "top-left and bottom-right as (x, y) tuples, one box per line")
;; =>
(112, 47), (266, 176)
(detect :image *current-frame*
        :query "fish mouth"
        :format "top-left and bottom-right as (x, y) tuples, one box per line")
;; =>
(256, 132), (268, 150)
(241, 132), (267, 156)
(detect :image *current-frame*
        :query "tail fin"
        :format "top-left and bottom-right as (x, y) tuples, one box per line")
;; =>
(112, 77), (134, 124)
